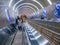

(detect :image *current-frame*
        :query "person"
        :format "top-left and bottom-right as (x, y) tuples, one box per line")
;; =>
(16, 16), (20, 25)
(18, 18), (22, 30)
(15, 16), (22, 30)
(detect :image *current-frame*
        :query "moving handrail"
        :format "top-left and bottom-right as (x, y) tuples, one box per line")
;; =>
(0, 23), (17, 45)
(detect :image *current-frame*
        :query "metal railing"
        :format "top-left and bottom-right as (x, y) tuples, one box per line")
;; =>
(0, 23), (17, 45)
(23, 22), (51, 45)
(28, 20), (60, 45)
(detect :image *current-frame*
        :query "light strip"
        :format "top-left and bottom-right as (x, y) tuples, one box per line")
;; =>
(35, 35), (41, 39)
(12, 0), (42, 11)
(19, 8), (33, 15)
(16, 3), (39, 11)
(32, 31), (37, 35)
(20, 8), (32, 15)
(31, 29), (35, 32)
(5, 9), (10, 22)
(13, 0), (23, 11)
(5, 9), (9, 18)
(41, 40), (48, 45)
(47, 0), (52, 5)
(26, 9), (33, 15)
(32, 0), (44, 9)
(19, 9), (31, 16)
(24, 8), (34, 15)
(19, 6), (36, 12)
(9, 0), (13, 7)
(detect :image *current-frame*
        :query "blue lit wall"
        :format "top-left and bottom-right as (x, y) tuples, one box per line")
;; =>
(42, 9), (46, 18)
(5, 7), (11, 23)
(55, 2), (60, 18)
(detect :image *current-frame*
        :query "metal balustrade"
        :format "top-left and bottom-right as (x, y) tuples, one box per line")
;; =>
(28, 20), (60, 45)
(0, 23), (17, 45)
(23, 22), (51, 45)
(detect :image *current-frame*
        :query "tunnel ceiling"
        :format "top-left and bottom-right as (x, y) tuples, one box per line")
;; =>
(0, 0), (60, 17)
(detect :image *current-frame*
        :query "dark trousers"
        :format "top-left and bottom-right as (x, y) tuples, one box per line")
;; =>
(18, 26), (22, 30)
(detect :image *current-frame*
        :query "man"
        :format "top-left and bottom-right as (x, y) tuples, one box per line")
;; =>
(15, 16), (22, 30)
(16, 16), (20, 25)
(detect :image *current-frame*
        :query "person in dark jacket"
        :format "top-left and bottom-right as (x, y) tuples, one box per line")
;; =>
(16, 16), (20, 25)
(15, 16), (23, 30)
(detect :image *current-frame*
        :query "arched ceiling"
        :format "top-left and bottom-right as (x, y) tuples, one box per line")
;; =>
(11, 0), (60, 16)
(18, 7), (34, 16)
(0, 0), (60, 17)
(0, 0), (60, 28)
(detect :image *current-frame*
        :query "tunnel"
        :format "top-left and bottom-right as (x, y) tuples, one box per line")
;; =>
(0, 0), (60, 45)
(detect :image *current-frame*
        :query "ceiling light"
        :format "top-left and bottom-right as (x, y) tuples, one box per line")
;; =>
(19, 6), (36, 12)
(33, 0), (44, 9)
(47, 0), (52, 5)
(16, 3), (39, 11)
(9, 0), (13, 7)
(13, 0), (23, 11)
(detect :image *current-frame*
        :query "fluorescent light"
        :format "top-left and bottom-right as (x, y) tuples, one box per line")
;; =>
(16, 3), (39, 11)
(42, 40), (48, 45)
(19, 6), (36, 12)
(35, 35), (41, 39)
(13, 0), (23, 11)
(33, 0), (44, 9)
(9, 0), (13, 7)
(5, 9), (8, 18)
(5, 8), (10, 22)
(47, 0), (52, 5)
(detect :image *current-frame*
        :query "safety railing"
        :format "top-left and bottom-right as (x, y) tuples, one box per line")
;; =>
(23, 22), (51, 45)
(0, 23), (17, 45)
(28, 20), (60, 45)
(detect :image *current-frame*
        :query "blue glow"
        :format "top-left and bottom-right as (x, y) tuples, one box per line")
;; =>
(7, 15), (11, 23)
(54, 12), (60, 18)
(43, 9), (46, 17)
(54, 12), (59, 18)
(5, 8), (11, 23)
(56, 4), (60, 10)
(55, 3), (60, 17)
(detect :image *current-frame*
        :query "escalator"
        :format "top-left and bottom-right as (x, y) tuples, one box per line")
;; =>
(0, 21), (57, 45)
(0, 23), (28, 45)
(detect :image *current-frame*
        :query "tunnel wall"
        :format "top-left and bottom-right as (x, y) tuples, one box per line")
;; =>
(0, 18), (8, 28)
(0, 7), (15, 28)
(0, 17), (15, 28)
(39, 3), (56, 19)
